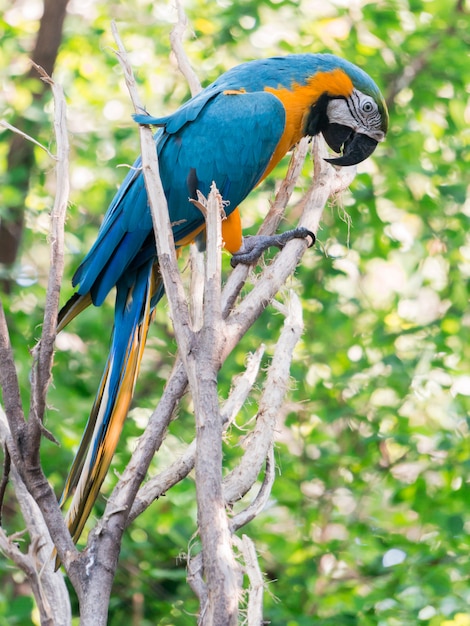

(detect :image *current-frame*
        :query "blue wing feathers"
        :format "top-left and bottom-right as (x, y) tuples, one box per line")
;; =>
(74, 82), (288, 306)
(71, 59), (303, 307)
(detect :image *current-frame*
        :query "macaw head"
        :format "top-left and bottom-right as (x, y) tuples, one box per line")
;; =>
(304, 60), (389, 166)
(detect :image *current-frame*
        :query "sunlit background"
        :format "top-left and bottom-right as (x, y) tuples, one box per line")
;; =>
(1, 0), (469, 624)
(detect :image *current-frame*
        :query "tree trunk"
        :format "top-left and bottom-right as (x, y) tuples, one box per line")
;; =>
(0, 0), (69, 291)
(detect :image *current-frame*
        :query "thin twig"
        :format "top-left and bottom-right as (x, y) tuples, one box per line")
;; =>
(170, 0), (205, 333)
(234, 534), (265, 626)
(190, 242), (205, 330)
(0, 61), (79, 585)
(0, 120), (56, 159)
(230, 447), (275, 533)
(187, 552), (207, 608)
(0, 444), (11, 524)
(170, 0), (202, 97)
(30, 64), (70, 433)
(260, 136), (311, 236)
(0, 300), (26, 444)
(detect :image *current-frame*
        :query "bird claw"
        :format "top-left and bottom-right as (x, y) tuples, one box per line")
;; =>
(230, 227), (315, 267)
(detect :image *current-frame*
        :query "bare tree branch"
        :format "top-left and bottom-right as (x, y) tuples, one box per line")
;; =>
(0, 120), (56, 158)
(0, 444), (10, 522)
(170, 1), (206, 334)
(233, 534), (264, 626)
(259, 136), (311, 237)
(0, 301), (25, 444)
(0, 63), (80, 596)
(230, 447), (276, 534)
(29, 64), (69, 446)
(223, 290), (304, 505)
(0, 408), (72, 625)
(189, 189), (241, 625)
(0, 69), (69, 477)
(187, 552), (207, 609)
(170, 0), (202, 97)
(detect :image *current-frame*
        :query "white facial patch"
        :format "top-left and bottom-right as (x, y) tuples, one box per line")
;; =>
(327, 89), (385, 142)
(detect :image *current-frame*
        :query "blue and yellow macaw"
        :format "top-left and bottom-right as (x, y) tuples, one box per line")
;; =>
(58, 53), (388, 543)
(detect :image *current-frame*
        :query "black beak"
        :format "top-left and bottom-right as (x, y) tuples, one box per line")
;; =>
(322, 123), (378, 166)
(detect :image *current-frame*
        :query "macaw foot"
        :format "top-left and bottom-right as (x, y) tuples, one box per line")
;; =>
(230, 227), (315, 267)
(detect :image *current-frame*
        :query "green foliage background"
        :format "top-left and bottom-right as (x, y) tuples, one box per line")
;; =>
(1, 0), (469, 624)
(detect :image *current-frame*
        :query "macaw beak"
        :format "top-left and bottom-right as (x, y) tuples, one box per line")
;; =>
(322, 123), (379, 166)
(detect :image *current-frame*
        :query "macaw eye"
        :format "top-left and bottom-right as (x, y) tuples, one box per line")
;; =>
(362, 100), (375, 113)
